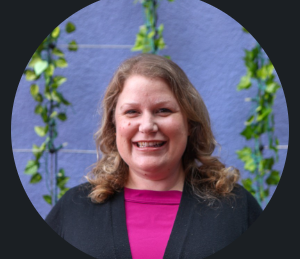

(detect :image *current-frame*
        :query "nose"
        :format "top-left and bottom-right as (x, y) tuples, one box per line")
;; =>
(139, 113), (158, 133)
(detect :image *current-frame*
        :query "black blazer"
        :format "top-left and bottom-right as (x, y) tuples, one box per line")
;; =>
(45, 182), (262, 259)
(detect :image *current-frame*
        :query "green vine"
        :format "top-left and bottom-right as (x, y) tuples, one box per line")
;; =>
(132, 0), (174, 55)
(236, 28), (281, 206)
(23, 22), (78, 206)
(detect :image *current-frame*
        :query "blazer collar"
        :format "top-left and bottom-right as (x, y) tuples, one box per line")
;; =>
(110, 182), (198, 259)
(111, 189), (132, 259)
(163, 182), (197, 258)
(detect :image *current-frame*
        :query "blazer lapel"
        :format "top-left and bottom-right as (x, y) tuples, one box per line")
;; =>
(111, 190), (132, 259)
(163, 182), (196, 259)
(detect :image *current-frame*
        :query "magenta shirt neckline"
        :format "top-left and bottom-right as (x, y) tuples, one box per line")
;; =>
(124, 187), (183, 259)
(124, 187), (182, 205)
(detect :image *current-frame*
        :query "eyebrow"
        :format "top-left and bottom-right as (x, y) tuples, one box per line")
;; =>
(119, 100), (174, 110)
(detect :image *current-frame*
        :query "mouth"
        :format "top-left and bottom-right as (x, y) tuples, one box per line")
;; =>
(133, 141), (166, 148)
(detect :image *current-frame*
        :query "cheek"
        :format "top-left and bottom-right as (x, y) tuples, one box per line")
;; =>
(163, 117), (189, 137)
(116, 119), (135, 143)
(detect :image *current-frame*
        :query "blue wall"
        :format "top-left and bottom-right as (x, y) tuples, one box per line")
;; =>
(12, 0), (288, 219)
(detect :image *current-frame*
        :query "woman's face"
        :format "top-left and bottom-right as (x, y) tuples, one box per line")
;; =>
(115, 74), (189, 181)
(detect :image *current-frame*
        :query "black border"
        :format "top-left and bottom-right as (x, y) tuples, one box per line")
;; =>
(5, 0), (296, 258)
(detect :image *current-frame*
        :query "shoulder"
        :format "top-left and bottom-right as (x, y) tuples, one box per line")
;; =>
(45, 182), (117, 237)
(231, 184), (263, 226)
(60, 182), (93, 204)
(45, 182), (95, 234)
(186, 184), (262, 226)
(231, 184), (261, 207)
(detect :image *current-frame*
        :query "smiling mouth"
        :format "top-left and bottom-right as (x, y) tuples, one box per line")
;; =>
(134, 141), (166, 148)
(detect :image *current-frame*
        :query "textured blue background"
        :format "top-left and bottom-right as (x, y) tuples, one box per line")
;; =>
(11, 0), (288, 219)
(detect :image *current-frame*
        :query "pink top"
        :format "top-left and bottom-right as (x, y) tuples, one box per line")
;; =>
(124, 187), (182, 259)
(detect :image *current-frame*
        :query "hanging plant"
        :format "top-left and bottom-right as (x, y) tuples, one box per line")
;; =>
(132, 0), (174, 56)
(236, 28), (281, 206)
(23, 22), (78, 206)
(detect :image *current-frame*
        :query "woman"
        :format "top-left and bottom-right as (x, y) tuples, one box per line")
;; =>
(46, 54), (262, 259)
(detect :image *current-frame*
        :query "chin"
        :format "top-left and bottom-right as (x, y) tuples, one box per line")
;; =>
(132, 161), (166, 174)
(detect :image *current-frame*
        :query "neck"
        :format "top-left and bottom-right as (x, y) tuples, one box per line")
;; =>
(125, 165), (185, 192)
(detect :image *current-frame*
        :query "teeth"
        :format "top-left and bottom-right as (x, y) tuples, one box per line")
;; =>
(136, 142), (164, 148)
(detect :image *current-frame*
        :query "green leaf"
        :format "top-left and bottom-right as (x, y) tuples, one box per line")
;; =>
(24, 160), (38, 175)
(158, 24), (164, 34)
(65, 22), (76, 33)
(262, 157), (274, 170)
(57, 176), (70, 188)
(37, 41), (46, 52)
(256, 66), (266, 79)
(266, 170), (280, 185)
(50, 111), (58, 118)
(257, 108), (272, 122)
(131, 44), (143, 51)
(24, 70), (37, 81)
(139, 25), (147, 35)
(40, 107), (48, 123)
(53, 76), (67, 86)
(240, 125), (254, 140)
(266, 63), (274, 77)
(32, 143), (45, 160)
(44, 92), (51, 100)
(236, 147), (256, 172)
(255, 106), (262, 112)
(266, 82), (280, 94)
(257, 64), (273, 80)
(242, 178), (256, 196)
(241, 178), (253, 192)
(51, 91), (60, 103)
(45, 64), (55, 76)
(244, 158), (256, 172)
(34, 60), (48, 75)
(30, 173), (42, 184)
(236, 147), (252, 161)
(163, 55), (171, 60)
(55, 58), (68, 68)
(157, 37), (165, 49)
(34, 125), (49, 137)
(68, 40), (78, 51)
(43, 195), (52, 205)
(52, 48), (65, 57)
(58, 188), (69, 199)
(245, 47), (259, 62)
(57, 113), (67, 121)
(30, 84), (39, 96)
(237, 74), (251, 90)
(34, 93), (43, 102)
(34, 104), (43, 114)
(263, 188), (269, 197)
(28, 53), (42, 68)
(52, 91), (71, 105)
(242, 27), (249, 33)
(148, 30), (155, 39)
(245, 115), (254, 126)
(58, 168), (65, 177)
(51, 27), (60, 38)
(32, 143), (39, 155)
(40, 142), (46, 151)
(142, 45), (152, 53)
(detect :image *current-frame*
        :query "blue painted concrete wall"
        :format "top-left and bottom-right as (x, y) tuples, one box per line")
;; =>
(12, 0), (288, 219)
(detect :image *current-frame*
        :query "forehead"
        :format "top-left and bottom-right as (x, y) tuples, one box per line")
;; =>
(118, 75), (174, 100)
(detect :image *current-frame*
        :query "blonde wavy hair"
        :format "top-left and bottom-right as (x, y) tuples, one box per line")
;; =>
(86, 54), (240, 203)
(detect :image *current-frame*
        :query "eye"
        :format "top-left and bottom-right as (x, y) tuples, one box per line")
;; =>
(125, 110), (138, 115)
(157, 108), (172, 113)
